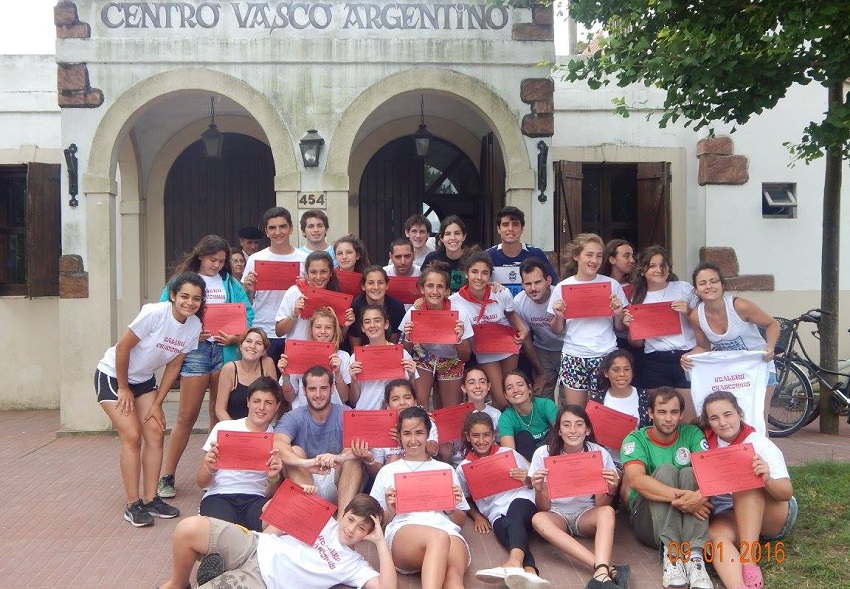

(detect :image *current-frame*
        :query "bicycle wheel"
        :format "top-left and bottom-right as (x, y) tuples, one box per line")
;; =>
(768, 358), (814, 437)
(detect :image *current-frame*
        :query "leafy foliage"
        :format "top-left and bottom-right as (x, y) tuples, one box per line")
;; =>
(558, 0), (850, 161)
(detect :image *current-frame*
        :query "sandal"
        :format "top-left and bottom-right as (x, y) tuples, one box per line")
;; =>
(742, 564), (764, 589)
(585, 564), (619, 589)
(611, 564), (631, 589)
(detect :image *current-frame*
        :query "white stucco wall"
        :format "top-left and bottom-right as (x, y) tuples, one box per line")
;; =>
(0, 55), (62, 409)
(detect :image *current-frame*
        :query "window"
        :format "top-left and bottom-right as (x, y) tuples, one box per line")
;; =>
(762, 182), (797, 219)
(0, 163), (61, 296)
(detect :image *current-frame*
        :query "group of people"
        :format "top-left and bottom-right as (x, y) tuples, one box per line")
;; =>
(94, 204), (795, 589)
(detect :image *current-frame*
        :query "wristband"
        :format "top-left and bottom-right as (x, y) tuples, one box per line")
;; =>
(363, 457), (377, 466)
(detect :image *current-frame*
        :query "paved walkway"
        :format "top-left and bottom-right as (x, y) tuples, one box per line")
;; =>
(0, 408), (846, 589)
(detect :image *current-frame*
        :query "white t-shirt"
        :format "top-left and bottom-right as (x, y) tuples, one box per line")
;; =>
(449, 288), (517, 364)
(285, 349), (352, 410)
(243, 247), (308, 338)
(202, 418), (272, 497)
(350, 346), (417, 410)
(372, 424), (439, 464)
(513, 287), (563, 352)
(456, 447), (535, 524)
(711, 431), (790, 513)
(638, 281), (698, 352)
(546, 275), (628, 358)
(398, 305), (474, 359)
(97, 301), (201, 383)
(202, 272), (227, 306)
(256, 518), (379, 589)
(601, 387), (641, 464)
(369, 458), (469, 548)
(383, 264), (421, 278)
(529, 442), (616, 513)
(274, 284), (311, 341)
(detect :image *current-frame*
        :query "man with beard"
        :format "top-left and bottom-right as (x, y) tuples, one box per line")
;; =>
(621, 387), (712, 589)
(274, 366), (363, 517)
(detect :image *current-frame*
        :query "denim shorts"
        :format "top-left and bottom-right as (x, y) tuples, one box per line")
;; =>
(761, 495), (798, 541)
(180, 339), (224, 377)
(550, 505), (594, 537)
(767, 371), (778, 387)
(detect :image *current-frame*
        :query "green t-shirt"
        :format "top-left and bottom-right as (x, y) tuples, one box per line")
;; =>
(498, 397), (558, 447)
(621, 425), (708, 505)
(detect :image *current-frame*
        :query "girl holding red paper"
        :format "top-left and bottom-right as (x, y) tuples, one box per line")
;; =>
(348, 265), (406, 350)
(277, 306), (353, 409)
(548, 233), (628, 407)
(349, 305), (418, 410)
(370, 406), (470, 589)
(457, 412), (549, 589)
(159, 235), (254, 500)
(623, 246), (700, 421)
(529, 405), (628, 589)
(700, 391), (795, 589)
(450, 252), (529, 411)
(401, 262), (474, 409)
(274, 250), (355, 341)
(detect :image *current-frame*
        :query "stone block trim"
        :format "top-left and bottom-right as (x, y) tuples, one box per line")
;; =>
(55, 1), (91, 39)
(532, 3), (554, 26)
(57, 63), (104, 108)
(699, 247), (773, 291)
(512, 23), (554, 42)
(696, 136), (734, 157)
(59, 254), (89, 299)
(520, 78), (554, 138)
(699, 246), (739, 278)
(698, 154), (749, 185)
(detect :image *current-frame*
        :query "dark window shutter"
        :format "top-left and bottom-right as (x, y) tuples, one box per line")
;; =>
(637, 162), (671, 251)
(554, 160), (582, 277)
(26, 163), (61, 297)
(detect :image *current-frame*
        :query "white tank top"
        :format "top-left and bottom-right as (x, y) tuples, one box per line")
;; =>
(697, 294), (774, 371)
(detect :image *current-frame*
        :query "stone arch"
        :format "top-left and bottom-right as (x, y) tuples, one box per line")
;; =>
(86, 68), (299, 189)
(324, 68), (533, 193)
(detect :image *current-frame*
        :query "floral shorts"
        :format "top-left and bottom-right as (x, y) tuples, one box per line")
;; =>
(559, 354), (604, 391)
(412, 345), (465, 381)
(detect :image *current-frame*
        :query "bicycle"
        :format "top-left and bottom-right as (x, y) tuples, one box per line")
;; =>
(766, 309), (850, 437)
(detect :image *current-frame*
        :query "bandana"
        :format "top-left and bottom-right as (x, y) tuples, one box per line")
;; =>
(703, 422), (756, 449)
(457, 284), (496, 323)
(464, 444), (500, 462)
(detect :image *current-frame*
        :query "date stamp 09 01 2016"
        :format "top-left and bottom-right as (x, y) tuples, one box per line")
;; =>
(668, 541), (787, 564)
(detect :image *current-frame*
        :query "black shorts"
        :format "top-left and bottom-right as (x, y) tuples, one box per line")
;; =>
(94, 370), (157, 403)
(641, 350), (690, 389)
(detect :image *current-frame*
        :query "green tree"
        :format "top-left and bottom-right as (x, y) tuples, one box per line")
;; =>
(556, 0), (850, 433)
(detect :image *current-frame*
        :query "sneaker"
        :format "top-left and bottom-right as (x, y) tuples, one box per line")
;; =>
(506, 570), (551, 589)
(661, 560), (688, 589)
(158, 474), (176, 498)
(196, 553), (225, 586)
(143, 495), (180, 519)
(476, 567), (523, 584)
(685, 558), (713, 589)
(124, 499), (154, 528)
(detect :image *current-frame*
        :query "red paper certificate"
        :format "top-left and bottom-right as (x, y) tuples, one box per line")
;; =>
(254, 261), (300, 291)
(410, 310), (459, 344)
(561, 283), (612, 319)
(622, 283), (634, 301)
(461, 451), (524, 501)
(432, 403), (475, 442)
(282, 340), (335, 375)
(261, 480), (337, 545)
(300, 287), (353, 324)
(215, 430), (273, 471)
(394, 469), (456, 513)
(354, 344), (405, 380)
(342, 410), (399, 448)
(692, 443), (765, 496)
(472, 323), (519, 354)
(202, 303), (247, 336)
(627, 302), (683, 340)
(585, 400), (638, 450)
(336, 269), (363, 296)
(544, 451), (608, 499)
(386, 275), (421, 304)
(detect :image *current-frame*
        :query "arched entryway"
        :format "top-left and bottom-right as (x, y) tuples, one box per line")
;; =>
(163, 132), (275, 269)
(358, 135), (494, 262)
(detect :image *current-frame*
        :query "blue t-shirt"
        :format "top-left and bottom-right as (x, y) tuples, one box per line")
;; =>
(274, 404), (344, 458)
(486, 244), (559, 296)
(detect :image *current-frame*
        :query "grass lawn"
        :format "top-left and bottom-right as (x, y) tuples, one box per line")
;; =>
(760, 461), (850, 589)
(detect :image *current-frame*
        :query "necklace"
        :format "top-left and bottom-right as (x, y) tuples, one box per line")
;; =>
(400, 457), (430, 472)
(515, 402), (535, 428)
